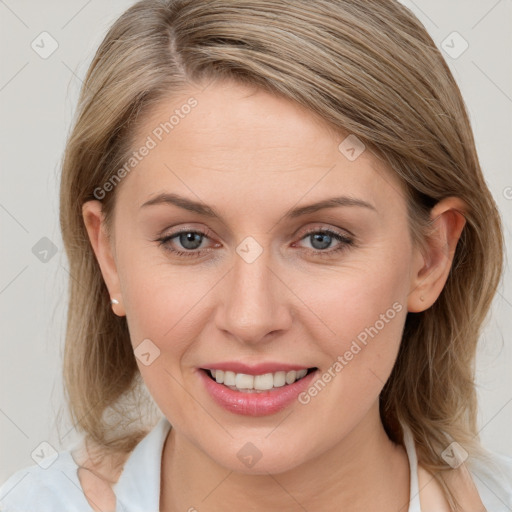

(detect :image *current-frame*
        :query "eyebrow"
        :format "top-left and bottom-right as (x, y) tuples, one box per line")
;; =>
(140, 193), (377, 220)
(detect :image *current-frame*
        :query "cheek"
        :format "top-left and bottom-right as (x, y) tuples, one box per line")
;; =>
(292, 256), (409, 434)
(116, 245), (219, 358)
(298, 251), (410, 412)
(116, 250), (216, 422)
(301, 252), (408, 354)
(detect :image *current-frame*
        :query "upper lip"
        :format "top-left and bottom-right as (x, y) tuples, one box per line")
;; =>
(200, 362), (315, 375)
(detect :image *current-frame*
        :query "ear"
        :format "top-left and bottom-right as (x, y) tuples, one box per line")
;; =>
(407, 197), (467, 313)
(82, 200), (126, 316)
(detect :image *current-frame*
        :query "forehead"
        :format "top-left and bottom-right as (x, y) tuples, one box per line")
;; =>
(118, 81), (406, 219)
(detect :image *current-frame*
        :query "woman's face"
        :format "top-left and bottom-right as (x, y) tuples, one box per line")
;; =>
(93, 80), (425, 473)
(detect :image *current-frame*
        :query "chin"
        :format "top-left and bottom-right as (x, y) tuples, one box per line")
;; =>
(205, 438), (310, 476)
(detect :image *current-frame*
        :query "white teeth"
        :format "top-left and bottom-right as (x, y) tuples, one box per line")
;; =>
(273, 371), (286, 387)
(223, 370), (236, 386)
(254, 373), (274, 390)
(296, 369), (308, 379)
(235, 373), (254, 389)
(208, 368), (311, 391)
(285, 370), (297, 384)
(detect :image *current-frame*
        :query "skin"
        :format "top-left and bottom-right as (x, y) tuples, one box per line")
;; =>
(82, 80), (471, 511)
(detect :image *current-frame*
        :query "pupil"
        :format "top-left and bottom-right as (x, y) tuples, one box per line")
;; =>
(180, 232), (202, 250)
(311, 233), (331, 250)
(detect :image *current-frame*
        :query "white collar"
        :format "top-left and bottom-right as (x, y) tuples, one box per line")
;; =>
(402, 423), (422, 511)
(113, 416), (171, 512)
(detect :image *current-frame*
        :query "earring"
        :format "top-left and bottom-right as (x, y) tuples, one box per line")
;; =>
(419, 296), (425, 302)
(110, 298), (120, 305)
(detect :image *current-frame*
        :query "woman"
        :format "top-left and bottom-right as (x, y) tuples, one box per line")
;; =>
(1, 0), (511, 510)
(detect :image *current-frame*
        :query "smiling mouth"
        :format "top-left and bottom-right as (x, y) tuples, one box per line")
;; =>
(201, 368), (317, 393)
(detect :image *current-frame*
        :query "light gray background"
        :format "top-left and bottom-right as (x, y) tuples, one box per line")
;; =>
(1, 0), (511, 485)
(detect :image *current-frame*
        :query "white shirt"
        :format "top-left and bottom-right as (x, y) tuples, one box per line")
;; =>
(1, 416), (511, 511)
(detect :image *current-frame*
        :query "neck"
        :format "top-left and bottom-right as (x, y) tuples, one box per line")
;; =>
(160, 402), (410, 511)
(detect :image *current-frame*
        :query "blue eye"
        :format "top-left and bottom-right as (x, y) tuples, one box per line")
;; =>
(299, 229), (353, 253)
(174, 231), (204, 251)
(293, 229), (355, 259)
(156, 227), (354, 259)
(157, 228), (215, 259)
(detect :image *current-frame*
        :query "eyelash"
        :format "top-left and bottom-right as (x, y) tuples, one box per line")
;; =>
(156, 227), (354, 259)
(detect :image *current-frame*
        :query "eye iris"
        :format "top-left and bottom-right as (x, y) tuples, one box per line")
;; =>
(310, 233), (333, 250)
(179, 232), (203, 250)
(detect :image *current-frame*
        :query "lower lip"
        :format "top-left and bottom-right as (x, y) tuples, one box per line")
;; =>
(197, 369), (318, 416)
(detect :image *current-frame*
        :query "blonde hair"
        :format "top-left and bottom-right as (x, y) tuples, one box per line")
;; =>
(59, 0), (504, 507)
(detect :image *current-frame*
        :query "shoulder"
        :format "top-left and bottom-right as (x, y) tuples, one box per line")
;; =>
(0, 450), (94, 512)
(468, 450), (512, 510)
(416, 450), (512, 511)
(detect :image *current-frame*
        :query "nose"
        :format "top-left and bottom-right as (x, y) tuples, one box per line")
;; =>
(214, 245), (293, 346)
